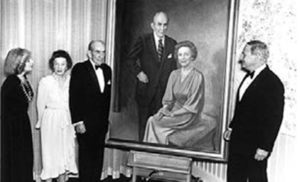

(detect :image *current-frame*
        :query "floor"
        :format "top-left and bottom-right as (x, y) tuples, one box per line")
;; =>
(67, 175), (131, 182)
(67, 174), (202, 182)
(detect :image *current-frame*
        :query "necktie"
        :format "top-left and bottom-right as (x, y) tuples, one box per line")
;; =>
(95, 65), (102, 70)
(95, 65), (105, 93)
(238, 71), (255, 101)
(158, 39), (163, 61)
(246, 71), (255, 79)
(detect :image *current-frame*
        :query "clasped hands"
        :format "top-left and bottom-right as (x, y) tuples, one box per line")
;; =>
(153, 106), (174, 121)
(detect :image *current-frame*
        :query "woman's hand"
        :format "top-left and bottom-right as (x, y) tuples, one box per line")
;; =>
(154, 106), (174, 121)
(153, 112), (163, 121)
(160, 107), (172, 116)
(35, 121), (41, 129)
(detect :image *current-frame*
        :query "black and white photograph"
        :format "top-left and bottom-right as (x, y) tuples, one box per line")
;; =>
(108, 0), (236, 161)
(0, 0), (298, 182)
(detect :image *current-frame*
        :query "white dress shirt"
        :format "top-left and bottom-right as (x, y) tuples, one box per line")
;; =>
(153, 33), (165, 51)
(239, 64), (266, 101)
(90, 60), (105, 93)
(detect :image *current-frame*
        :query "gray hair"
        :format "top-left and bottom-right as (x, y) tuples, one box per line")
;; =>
(4, 48), (31, 76)
(246, 40), (269, 61)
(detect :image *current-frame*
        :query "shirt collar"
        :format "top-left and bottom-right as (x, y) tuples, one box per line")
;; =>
(89, 59), (96, 70)
(89, 59), (104, 70)
(252, 64), (266, 79)
(153, 32), (165, 45)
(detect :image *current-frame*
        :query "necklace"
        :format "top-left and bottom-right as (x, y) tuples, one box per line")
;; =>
(53, 74), (68, 90)
(21, 80), (34, 102)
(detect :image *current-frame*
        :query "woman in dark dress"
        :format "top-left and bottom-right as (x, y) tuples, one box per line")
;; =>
(1, 48), (34, 182)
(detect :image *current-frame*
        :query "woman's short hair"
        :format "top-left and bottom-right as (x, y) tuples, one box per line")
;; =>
(4, 48), (31, 76)
(48, 50), (73, 72)
(174, 40), (198, 61)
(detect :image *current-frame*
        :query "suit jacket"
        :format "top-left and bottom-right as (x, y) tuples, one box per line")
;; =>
(229, 66), (284, 155)
(127, 33), (177, 106)
(69, 60), (111, 136)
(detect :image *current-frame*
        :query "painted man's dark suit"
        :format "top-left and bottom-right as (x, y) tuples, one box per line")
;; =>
(69, 60), (111, 182)
(228, 66), (284, 182)
(127, 33), (177, 141)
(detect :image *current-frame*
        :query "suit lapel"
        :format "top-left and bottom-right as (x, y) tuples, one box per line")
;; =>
(239, 67), (269, 103)
(163, 36), (172, 60)
(101, 65), (109, 93)
(149, 34), (160, 62)
(235, 74), (249, 106)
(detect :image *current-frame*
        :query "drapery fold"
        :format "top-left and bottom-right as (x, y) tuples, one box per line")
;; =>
(101, 148), (132, 180)
(0, 1), (125, 181)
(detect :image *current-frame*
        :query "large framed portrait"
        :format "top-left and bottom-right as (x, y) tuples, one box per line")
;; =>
(106, 0), (239, 161)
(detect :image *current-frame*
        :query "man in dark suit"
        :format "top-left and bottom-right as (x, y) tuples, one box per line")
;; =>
(69, 40), (112, 182)
(224, 40), (284, 182)
(127, 11), (177, 141)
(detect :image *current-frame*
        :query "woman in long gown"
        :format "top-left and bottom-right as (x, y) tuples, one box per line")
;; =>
(36, 50), (77, 182)
(143, 41), (215, 146)
(1, 48), (34, 182)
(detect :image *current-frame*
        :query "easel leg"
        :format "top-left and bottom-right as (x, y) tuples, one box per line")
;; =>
(187, 174), (191, 182)
(132, 167), (137, 182)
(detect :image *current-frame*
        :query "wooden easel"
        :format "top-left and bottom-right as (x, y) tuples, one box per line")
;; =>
(128, 151), (192, 182)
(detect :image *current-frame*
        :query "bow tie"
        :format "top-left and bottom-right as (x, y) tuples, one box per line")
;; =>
(95, 65), (102, 70)
(246, 71), (255, 79)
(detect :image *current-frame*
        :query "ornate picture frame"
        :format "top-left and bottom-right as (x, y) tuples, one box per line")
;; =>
(106, 0), (240, 161)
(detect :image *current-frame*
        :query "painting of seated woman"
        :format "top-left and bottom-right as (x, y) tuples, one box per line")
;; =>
(143, 41), (216, 151)
(107, 0), (238, 161)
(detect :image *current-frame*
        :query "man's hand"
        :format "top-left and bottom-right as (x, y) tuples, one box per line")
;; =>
(75, 123), (86, 134)
(137, 71), (149, 83)
(254, 148), (269, 161)
(223, 128), (232, 142)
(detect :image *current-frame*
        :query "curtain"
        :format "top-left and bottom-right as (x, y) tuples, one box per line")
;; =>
(0, 0), (129, 181)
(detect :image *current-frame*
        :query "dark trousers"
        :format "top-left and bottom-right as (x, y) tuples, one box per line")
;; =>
(77, 133), (105, 182)
(227, 150), (268, 182)
(137, 86), (163, 141)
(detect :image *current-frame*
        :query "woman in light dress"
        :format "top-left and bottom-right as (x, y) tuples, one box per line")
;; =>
(36, 50), (77, 182)
(143, 41), (215, 146)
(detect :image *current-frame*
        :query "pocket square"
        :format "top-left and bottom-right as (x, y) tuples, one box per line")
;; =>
(167, 54), (173, 59)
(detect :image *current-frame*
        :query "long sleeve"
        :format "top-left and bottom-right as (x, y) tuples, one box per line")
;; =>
(162, 71), (175, 109)
(69, 64), (85, 124)
(127, 36), (144, 76)
(36, 78), (48, 128)
(1, 77), (18, 116)
(183, 72), (204, 114)
(259, 77), (284, 152)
